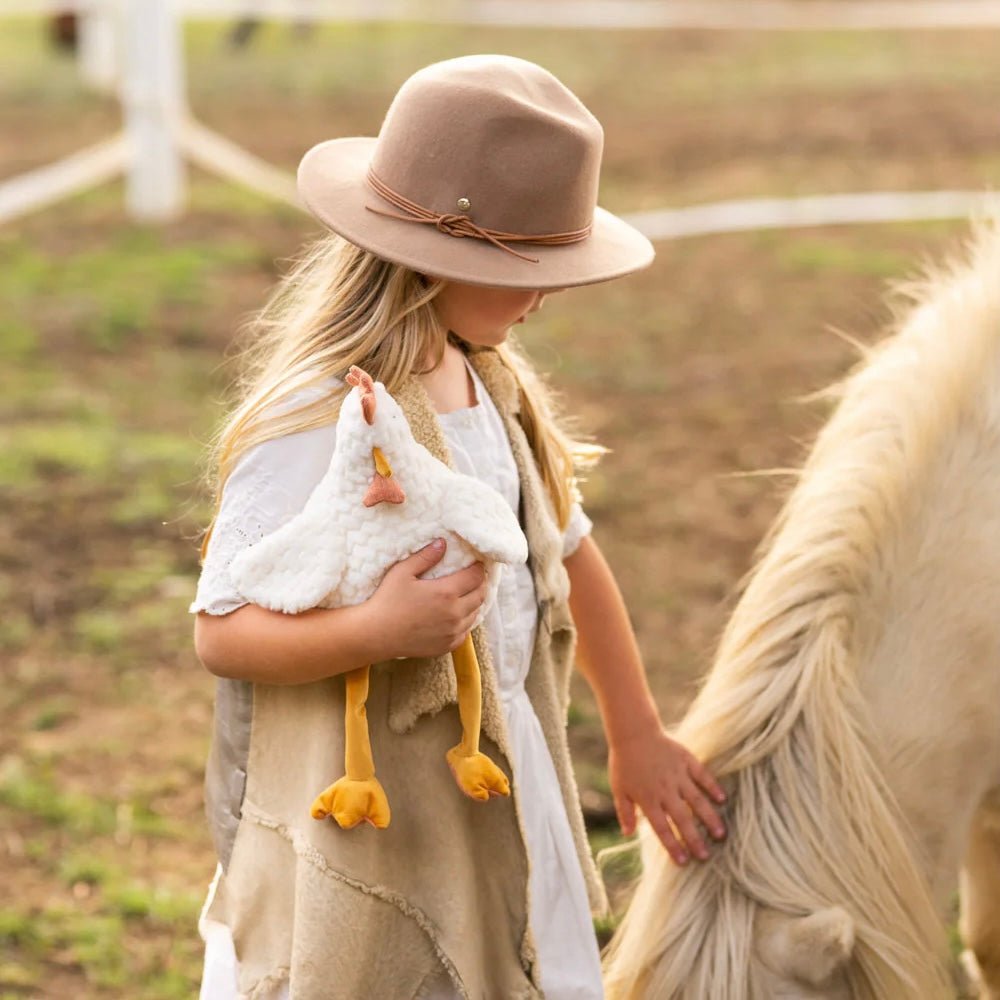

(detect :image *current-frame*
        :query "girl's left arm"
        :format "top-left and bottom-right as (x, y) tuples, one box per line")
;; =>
(565, 535), (726, 865)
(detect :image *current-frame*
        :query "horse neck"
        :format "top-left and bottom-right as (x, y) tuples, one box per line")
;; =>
(854, 423), (1000, 907)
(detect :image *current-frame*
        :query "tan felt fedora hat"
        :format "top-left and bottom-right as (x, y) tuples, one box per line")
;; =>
(297, 54), (654, 289)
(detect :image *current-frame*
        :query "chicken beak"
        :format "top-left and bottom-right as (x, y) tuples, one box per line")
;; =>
(363, 446), (406, 507)
(373, 446), (393, 478)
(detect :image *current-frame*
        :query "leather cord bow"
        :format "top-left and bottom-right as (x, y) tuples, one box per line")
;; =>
(365, 168), (591, 264)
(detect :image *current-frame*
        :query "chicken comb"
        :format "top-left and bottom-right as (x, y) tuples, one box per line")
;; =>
(346, 366), (375, 392)
(346, 366), (377, 425)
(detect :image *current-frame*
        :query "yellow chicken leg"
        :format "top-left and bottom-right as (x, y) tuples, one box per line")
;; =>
(311, 665), (391, 829)
(445, 634), (511, 801)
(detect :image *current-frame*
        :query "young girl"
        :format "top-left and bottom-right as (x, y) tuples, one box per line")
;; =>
(191, 54), (725, 1000)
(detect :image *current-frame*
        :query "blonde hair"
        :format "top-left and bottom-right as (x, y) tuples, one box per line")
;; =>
(202, 233), (599, 554)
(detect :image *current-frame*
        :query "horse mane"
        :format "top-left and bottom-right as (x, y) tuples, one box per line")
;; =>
(604, 222), (1000, 999)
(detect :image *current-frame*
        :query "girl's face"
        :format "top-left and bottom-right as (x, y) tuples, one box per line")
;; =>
(430, 280), (562, 347)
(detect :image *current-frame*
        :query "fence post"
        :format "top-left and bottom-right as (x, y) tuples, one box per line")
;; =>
(78, 0), (119, 94)
(122, 0), (187, 220)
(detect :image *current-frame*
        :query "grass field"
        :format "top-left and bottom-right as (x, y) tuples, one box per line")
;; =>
(3, 13), (998, 997)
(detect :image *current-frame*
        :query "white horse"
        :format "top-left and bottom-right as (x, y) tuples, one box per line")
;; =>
(603, 225), (1000, 999)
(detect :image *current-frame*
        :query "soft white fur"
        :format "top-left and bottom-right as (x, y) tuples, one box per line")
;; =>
(230, 379), (528, 616)
(604, 223), (1000, 999)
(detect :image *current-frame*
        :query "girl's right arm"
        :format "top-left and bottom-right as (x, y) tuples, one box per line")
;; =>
(194, 540), (487, 685)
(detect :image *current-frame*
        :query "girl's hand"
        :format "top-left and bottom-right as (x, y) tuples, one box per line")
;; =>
(608, 728), (726, 866)
(364, 540), (488, 660)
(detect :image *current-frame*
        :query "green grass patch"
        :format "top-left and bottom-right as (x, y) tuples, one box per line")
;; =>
(775, 238), (912, 278)
(0, 18), (95, 103)
(0, 320), (40, 362)
(0, 910), (42, 951)
(0, 414), (201, 493)
(70, 568), (194, 664)
(0, 365), (59, 416)
(0, 230), (263, 354)
(589, 828), (640, 947)
(0, 613), (33, 655)
(0, 906), (129, 989)
(5, 15), (1000, 111)
(0, 879), (202, 996)
(577, 761), (613, 799)
(106, 882), (201, 927)
(31, 698), (77, 732)
(58, 853), (116, 889)
(593, 910), (622, 949)
(140, 968), (200, 1000)
(0, 421), (117, 485)
(0, 763), (117, 837)
(188, 177), (304, 223)
(0, 962), (41, 992)
(92, 555), (182, 604)
(72, 608), (127, 655)
(0, 758), (174, 839)
(590, 827), (642, 886)
(70, 913), (128, 988)
(112, 482), (184, 526)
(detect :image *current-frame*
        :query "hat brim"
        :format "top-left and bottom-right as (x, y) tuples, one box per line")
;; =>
(297, 138), (655, 290)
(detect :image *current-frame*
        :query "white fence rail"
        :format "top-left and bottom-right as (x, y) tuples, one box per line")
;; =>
(0, 135), (130, 224)
(630, 191), (997, 241)
(0, 0), (997, 237)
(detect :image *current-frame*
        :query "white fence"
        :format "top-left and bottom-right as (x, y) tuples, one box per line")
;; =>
(0, 0), (997, 237)
(12, 1), (1000, 31)
(0, 0), (297, 225)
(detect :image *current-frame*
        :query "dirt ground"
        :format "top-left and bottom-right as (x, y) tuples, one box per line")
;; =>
(2, 15), (997, 997)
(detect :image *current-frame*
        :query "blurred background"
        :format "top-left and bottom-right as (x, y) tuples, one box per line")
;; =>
(2, 1), (998, 996)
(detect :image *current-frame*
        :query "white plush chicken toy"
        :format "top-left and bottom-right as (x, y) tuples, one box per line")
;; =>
(231, 366), (528, 830)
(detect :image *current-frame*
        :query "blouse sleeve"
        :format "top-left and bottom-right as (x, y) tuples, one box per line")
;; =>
(190, 421), (338, 616)
(562, 500), (593, 560)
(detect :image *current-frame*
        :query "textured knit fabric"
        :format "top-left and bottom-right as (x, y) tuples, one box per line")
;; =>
(226, 375), (528, 619)
(193, 348), (606, 999)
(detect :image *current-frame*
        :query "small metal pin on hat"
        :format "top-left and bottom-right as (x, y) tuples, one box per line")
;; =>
(457, 197), (471, 212)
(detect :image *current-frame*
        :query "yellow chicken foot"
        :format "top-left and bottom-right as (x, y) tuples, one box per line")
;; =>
(311, 664), (391, 829)
(445, 634), (511, 801)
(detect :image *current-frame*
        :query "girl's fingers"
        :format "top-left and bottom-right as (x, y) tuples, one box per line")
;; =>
(456, 610), (481, 638)
(647, 810), (689, 866)
(613, 792), (636, 837)
(689, 757), (726, 804)
(400, 540), (447, 578)
(666, 796), (709, 862)
(448, 561), (487, 598)
(683, 780), (726, 841)
(456, 586), (487, 619)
